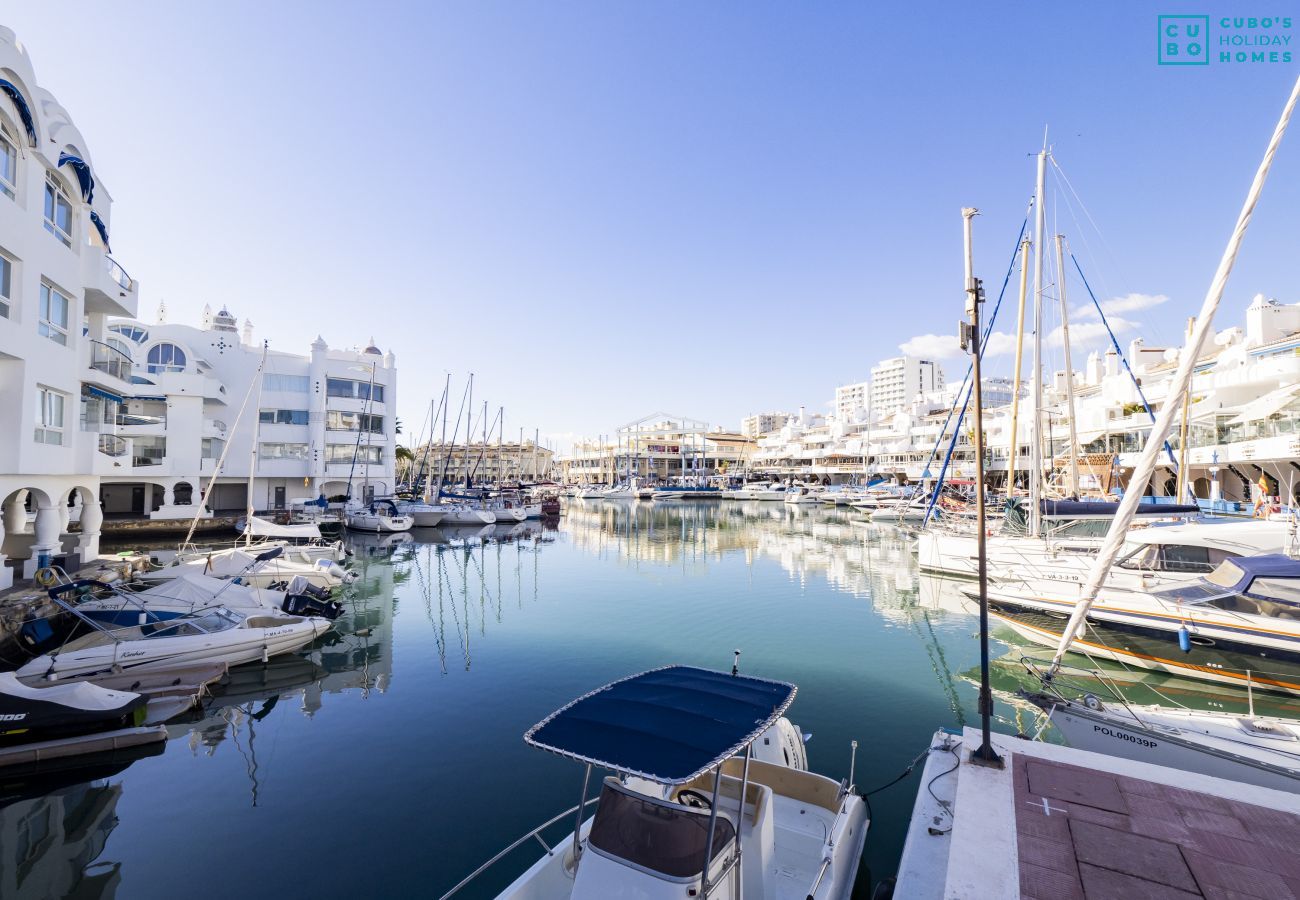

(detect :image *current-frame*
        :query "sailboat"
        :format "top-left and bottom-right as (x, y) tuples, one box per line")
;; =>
(344, 362), (413, 533)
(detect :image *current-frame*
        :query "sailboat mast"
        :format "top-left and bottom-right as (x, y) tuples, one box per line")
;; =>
(1028, 145), (1047, 534)
(1054, 234), (1081, 496)
(1007, 236), (1030, 495)
(1048, 74), (1300, 675)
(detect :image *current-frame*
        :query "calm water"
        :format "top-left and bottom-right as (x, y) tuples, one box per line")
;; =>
(7, 501), (1286, 898)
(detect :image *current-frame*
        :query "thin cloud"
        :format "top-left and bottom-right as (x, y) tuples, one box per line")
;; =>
(1074, 292), (1169, 320)
(899, 331), (1016, 359)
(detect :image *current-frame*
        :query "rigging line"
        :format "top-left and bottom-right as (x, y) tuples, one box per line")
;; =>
(919, 209), (1031, 497)
(1069, 252), (1185, 481)
(1048, 154), (1126, 305)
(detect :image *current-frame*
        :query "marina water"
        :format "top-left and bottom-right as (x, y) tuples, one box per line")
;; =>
(9, 500), (1286, 898)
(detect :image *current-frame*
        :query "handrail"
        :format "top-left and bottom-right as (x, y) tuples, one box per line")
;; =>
(98, 434), (129, 457)
(439, 797), (599, 900)
(105, 254), (134, 290)
(88, 338), (133, 381)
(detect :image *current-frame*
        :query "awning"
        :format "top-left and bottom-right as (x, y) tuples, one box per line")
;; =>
(1229, 383), (1300, 425)
(81, 384), (124, 404)
(89, 210), (111, 252)
(57, 152), (94, 203)
(525, 665), (797, 784)
(0, 79), (36, 146)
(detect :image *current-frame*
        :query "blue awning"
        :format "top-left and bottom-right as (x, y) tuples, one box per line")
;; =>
(89, 210), (110, 252)
(525, 666), (797, 784)
(57, 152), (94, 204)
(81, 384), (124, 404)
(0, 79), (36, 146)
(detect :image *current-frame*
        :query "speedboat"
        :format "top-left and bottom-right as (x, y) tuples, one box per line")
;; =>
(0, 671), (149, 745)
(982, 555), (1300, 695)
(139, 545), (353, 590)
(17, 604), (330, 681)
(784, 486), (823, 504)
(72, 569), (343, 625)
(346, 499), (414, 533)
(443, 665), (868, 899)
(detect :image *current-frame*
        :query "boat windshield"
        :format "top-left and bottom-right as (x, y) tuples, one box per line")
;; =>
(1149, 583), (1238, 606)
(587, 779), (735, 879)
(145, 608), (241, 637)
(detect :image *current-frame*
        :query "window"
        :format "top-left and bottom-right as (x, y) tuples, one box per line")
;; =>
(0, 129), (14, 199)
(43, 176), (73, 246)
(326, 444), (383, 465)
(35, 386), (66, 445)
(0, 253), (9, 319)
(259, 409), (309, 426)
(325, 410), (383, 432)
(109, 324), (150, 343)
(201, 437), (225, 459)
(260, 442), (309, 460)
(38, 283), (69, 345)
(263, 373), (310, 393)
(326, 377), (384, 402)
(146, 342), (186, 373)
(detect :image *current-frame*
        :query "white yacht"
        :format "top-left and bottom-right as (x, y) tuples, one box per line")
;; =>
(345, 499), (414, 533)
(443, 665), (868, 900)
(437, 503), (497, 526)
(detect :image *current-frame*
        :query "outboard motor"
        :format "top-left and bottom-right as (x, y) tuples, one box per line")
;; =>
(281, 592), (344, 620)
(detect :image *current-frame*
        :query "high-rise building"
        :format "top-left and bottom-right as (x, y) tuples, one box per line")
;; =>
(833, 382), (870, 423)
(741, 412), (791, 437)
(869, 356), (945, 420)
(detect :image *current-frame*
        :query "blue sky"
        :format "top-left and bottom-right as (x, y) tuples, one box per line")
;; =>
(9, 3), (1300, 449)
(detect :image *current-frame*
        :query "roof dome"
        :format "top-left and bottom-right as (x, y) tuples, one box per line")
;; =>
(363, 336), (382, 355)
(211, 306), (238, 333)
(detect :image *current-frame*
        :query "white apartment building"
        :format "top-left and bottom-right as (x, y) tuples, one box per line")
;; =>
(559, 415), (752, 483)
(99, 304), (398, 519)
(740, 411), (791, 437)
(870, 356), (945, 420)
(0, 28), (141, 587)
(834, 382), (870, 424)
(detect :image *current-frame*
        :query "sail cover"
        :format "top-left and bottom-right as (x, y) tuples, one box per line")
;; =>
(525, 665), (796, 784)
(244, 516), (322, 540)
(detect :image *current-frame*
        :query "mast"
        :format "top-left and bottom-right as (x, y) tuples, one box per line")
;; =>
(1054, 234), (1081, 496)
(1028, 143), (1047, 535)
(1007, 235), (1031, 495)
(243, 340), (269, 543)
(1049, 74), (1300, 675)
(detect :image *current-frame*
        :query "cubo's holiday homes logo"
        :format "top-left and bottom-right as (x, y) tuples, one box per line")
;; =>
(1159, 15), (1293, 65)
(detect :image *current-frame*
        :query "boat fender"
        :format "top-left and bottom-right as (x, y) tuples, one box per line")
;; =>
(261, 646), (269, 664)
(1178, 624), (1192, 654)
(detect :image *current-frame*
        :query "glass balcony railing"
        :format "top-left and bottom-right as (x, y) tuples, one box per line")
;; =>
(105, 255), (134, 291)
(88, 339), (133, 382)
(98, 434), (128, 457)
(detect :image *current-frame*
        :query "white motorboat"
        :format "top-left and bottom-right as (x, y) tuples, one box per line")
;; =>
(139, 545), (353, 590)
(784, 485), (824, 504)
(345, 499), (414, 533)
(984, 555), (1300, 695)
(73, 569), (343, 625)
(18, 603), (329, 681)
(1024, 689), (1300, 793)
(576, 486), (607, 500)
(749, 484), (789, 501)
(239, 517), (348, 562)
(443, 665), (868, 900)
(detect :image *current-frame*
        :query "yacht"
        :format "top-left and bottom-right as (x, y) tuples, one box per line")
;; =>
(783, 485), (824, 504)
(436, 502), (497, 526)
(981, 555), (1300, 695)
(443, 665), (868, 900)
(345, 499), (414, 533)
(396, 500), (446, 528)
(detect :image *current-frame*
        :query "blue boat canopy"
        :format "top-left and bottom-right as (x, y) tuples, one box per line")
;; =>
(524, 665), (797, 785)
(0, 79), (37, 146)
(1207, 554), (1300, 594)
(57, 152), (94, 203)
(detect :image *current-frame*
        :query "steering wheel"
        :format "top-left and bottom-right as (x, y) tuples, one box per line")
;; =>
(677, 789), (712, 810)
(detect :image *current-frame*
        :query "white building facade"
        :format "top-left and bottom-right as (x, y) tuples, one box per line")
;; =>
(834, 381), (870, 424)
(869, 356), (945, 420)
(0, 28), (140, 587)
(740, 411), (792, 437)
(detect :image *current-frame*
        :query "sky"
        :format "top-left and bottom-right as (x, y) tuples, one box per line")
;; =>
(7, 3), (1300, 451)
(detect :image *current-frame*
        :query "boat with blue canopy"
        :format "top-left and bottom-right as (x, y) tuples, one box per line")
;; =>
(442, 664), (868, 899)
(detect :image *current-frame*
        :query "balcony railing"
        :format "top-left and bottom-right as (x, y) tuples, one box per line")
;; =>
(105, 255), (134, 291)
(117, 413), (165, 427)
(98, 434), (128, 457)
(88, 339), (133, 382)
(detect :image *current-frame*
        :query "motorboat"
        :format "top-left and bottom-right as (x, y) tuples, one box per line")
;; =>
(576, 486), (607, 500)
(602, 484), (635, 500)
(71, 569), (343, 625)
(0, 671), (148, 745)
(139, 545), (353, 590)
(239, 516), (349, 562)
(17, 602), (330, 681)
(1023, 688), (1300, 793)
(981, 555), (1300, 695)
(749, 484), (789, 501)
(443, 665), (868, 900)
(346, 499), (415, 533)
(783, 485), (824, 504)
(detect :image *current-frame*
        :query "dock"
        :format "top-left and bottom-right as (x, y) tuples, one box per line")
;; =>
(895, 727), (1300, 899)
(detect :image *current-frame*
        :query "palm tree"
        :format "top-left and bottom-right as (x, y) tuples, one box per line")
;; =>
(395, 445), (416, 484)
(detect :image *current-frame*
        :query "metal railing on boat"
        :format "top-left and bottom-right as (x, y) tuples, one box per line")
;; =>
(438, 797), (599, 899)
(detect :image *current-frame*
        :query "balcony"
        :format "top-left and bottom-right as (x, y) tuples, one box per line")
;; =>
(99, 433), (130, 458)
(83, 247), (139, 318)
(86, 339), (134, 391)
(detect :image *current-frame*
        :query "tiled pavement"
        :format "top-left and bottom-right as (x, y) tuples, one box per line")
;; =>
(1012, 752), (1300, 899)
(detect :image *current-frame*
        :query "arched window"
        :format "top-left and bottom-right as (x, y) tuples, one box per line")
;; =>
(109, 324), (149, 343)
(107, 336), (133, 360)
(147, 342), (186, 374)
